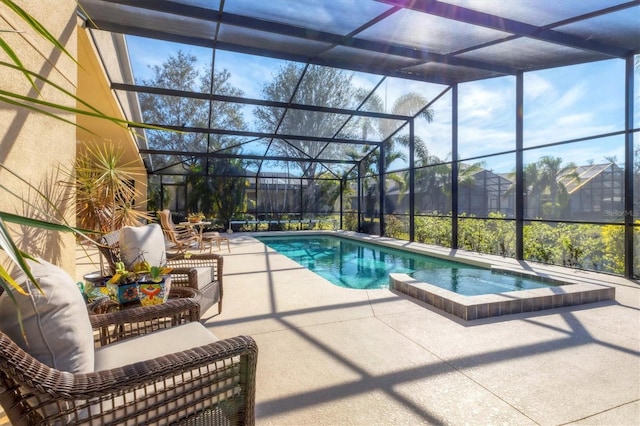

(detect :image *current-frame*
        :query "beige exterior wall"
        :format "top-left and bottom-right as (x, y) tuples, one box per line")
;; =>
(0, 1), (78, 274)
(1, 2), (146, 278)
(76, 28), (148, 211)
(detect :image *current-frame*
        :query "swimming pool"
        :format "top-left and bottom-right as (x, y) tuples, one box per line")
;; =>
(257, 235), (555, 296)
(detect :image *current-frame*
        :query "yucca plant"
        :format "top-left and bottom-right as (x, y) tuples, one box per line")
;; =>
(67, 143), (150, 235)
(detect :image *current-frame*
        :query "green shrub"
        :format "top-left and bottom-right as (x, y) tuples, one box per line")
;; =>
(488, 212), (516, 257)
(523, 222), (561, 264)
(602, 223), (625, 273)
(343, 210), (358, 231)
(415, 215), (451, 247)
(384, 215), (405, 239)
(458, 215), (493, 254)
(456, 213), (516, 257)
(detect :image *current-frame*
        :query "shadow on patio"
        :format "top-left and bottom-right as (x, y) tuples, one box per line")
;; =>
(202, 234), (640, 425)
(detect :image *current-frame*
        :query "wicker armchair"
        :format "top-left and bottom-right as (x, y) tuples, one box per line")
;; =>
(98, 226), (224, 316)
(0, 298), (258, 425)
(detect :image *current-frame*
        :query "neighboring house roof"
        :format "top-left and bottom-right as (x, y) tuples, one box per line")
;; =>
(384, 162), (624, 197)
(558, 163), (620, 194)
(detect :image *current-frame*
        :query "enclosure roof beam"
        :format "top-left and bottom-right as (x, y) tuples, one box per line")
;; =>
(377, 0), (635, 58)
(112, 83), (411, 121)
(135, 124), (382, 147)
(138, 148), (359, 165)
(92, 0), (515, 77)
(93, 22), (460, 85)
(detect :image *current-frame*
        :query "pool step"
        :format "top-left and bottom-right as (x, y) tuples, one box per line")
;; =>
(389, 273), (616, 321)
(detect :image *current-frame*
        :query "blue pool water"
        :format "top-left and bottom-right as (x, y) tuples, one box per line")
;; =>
(257, 235), (555, 296)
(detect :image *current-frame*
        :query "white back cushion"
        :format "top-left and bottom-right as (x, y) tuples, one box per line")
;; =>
(0, 259), (94, 373)
(119, 223), (167, 269)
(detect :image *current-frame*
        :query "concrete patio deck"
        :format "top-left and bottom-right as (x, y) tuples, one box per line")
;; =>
(70, 231), (639, 425)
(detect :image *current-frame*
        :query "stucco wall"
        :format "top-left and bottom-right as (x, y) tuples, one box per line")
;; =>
(76, 28), (148, 211)
(0, 1), (78, 274)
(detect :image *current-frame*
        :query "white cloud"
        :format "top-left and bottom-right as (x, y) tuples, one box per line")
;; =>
(552, 82), (588, 112)
(459, 86), (503, 120)
(523, 73), (553, 100)
(555, 112), (594, 127)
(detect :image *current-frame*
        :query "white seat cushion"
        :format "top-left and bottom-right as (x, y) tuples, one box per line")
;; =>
(94, 322), (218, 371)
(0, 259), (94, 373)
(93, 324), (235, 425)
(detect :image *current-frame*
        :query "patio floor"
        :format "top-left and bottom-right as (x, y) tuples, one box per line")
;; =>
(67, 231), (640, 425)
(206, 231), (639, 425)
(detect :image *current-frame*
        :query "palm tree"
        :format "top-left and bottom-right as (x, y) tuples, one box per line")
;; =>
(0, 0), (103, 292)
(209, 158), (248, 230)
(522, 162), (542, 218)
(347, 90), (434, 223)
(414, 159), (451, 213)
(536, 156), (578, 219)
(506, 157), (579, 219)
(353, 90), (434, 167)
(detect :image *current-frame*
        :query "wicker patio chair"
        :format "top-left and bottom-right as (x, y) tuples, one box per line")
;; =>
(98, 224), (224, 316)
(0, 296), (258, 425)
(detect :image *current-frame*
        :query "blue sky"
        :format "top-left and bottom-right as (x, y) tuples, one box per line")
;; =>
(126, 36), (638, 175)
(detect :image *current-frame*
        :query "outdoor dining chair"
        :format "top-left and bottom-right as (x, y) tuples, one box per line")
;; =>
(159, 209), (201, 254)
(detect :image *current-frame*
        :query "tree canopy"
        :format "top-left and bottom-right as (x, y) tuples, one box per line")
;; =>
(140, 50), (246, 172)
(140, 50), (248, 219)
(254, 63), (362, 178)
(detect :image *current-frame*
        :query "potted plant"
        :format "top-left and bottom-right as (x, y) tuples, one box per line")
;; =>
(106, 260), (172, 306)
(187, 212), (206, 223)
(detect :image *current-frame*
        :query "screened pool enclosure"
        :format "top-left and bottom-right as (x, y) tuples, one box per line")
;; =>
(78, 0), (640, 278)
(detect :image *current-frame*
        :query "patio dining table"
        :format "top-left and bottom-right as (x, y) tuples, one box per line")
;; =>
(178, 221), (211, 250)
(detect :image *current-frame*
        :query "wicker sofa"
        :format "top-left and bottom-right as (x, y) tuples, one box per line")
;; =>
(98, 224), (224, 316)
(0, 259), (257, 425)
